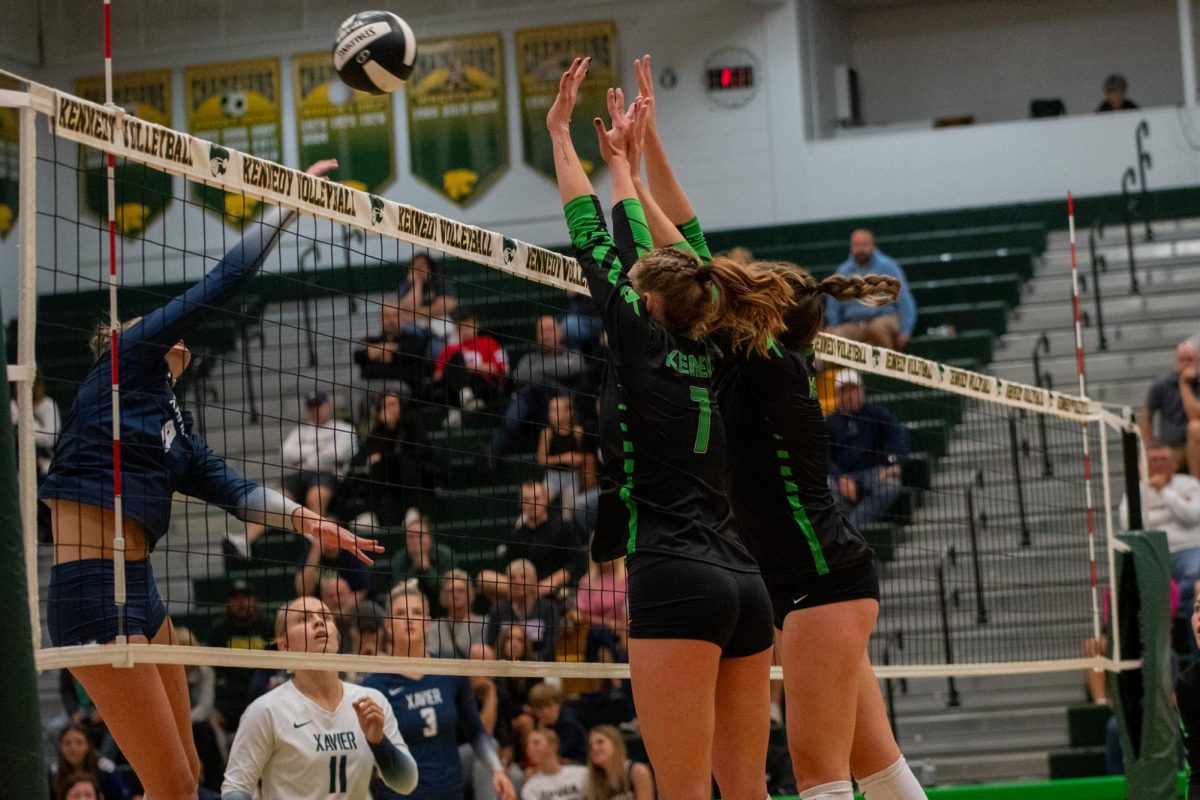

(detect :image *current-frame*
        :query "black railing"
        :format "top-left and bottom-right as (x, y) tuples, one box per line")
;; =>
(1121, 167), (1141, 295)
(1031, 333), (1054, 477)
(1087, 219), (1109, 351)
(1135, 119), (1153, 241)
(936, 545), (961, 707)
(1008, 414), (1032, 548)
(965, 469), (988, 624)
(241, 324), (264, 424)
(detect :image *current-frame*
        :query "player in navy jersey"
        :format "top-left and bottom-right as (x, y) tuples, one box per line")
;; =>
(546, 58), (796, 800)
(365, 590), (517, 800)
(39, 159), (383, 800)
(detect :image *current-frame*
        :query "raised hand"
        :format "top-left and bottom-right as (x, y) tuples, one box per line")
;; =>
(294, 507), (384, 565)
(626, 96), (651, 177)
(593, 87), (633, 164)
(634, 55), (659, 135)
(547, 57), (589, 134)
(305, 158), (340, 178)
(352, 697), (386, 745)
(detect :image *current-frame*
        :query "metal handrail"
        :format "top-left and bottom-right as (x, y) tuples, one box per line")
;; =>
(1031, 333), (1054, 477)
(1121, 167), (1141, 294)
(1135, 120), (1153, 240)
(965, 470), (988, 623)
(935, 545), (961, 707)
(1087, 220), (1109, 351)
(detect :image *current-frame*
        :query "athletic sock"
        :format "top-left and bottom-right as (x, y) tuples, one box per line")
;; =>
(857, 756), (926, 800)
(799, 780), (854, 800)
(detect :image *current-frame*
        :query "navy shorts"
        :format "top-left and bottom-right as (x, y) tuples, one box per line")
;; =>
(767, 558), (880, 630)
(48, 558), (168, 645)
(627, 553), (773, 658)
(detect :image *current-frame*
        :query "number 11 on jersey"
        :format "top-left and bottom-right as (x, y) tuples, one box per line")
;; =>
(690, 386), (712, 454)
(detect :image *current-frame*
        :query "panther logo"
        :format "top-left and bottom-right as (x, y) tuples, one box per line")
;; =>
(502, 237), (518, 266)
(368, 194), (386, 226)
(209, 144), (230, 178)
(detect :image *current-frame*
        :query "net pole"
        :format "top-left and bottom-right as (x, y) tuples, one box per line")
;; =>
(17, 100), (40, 647)
(102, 0), (128, 643)
(1069, 193), (1104, 650)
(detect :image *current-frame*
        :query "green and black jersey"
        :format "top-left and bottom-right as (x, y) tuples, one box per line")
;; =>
(565, 195), (757, 571)
(716, 341), (874, 583)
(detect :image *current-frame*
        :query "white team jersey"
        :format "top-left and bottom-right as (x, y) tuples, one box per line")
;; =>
(520, 765), (589, 800)
(222, 679), (408, 800)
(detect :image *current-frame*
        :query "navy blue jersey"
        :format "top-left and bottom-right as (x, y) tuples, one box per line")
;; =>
(565, 195), (756, 572)
(716, 344), (873, 582)
(364, 672), (487, 800)
(41, 209), (292, 546)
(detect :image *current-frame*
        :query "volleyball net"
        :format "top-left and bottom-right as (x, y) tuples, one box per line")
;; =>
(3, 74), (1142, 690)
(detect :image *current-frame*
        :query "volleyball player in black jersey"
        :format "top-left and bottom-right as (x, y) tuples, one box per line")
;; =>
(624, 56), (924, 800)
(546, 58), (794, 800)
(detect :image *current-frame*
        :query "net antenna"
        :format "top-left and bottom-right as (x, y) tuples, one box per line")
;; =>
(2, 72), (1143, 685)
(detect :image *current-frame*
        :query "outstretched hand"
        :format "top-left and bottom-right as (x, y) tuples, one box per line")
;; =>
(634, 55), (659, 135)
(593, 87), (636, 164)
(294, 508), (384, 565)
(547, 57), (589, 133)
(625, 96), (651, 176)
(304, 158), (339, 178)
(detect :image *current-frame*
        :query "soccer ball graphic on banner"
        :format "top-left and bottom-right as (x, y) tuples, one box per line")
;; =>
(333, 10), (417, 94)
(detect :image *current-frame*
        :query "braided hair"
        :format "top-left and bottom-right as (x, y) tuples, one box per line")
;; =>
(759, 262), (900, 351)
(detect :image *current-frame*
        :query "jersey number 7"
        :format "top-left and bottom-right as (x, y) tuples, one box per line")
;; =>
(689, 386), (712, 455)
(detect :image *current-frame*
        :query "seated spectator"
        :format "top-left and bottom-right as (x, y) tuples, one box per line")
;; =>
(338, 393), (446, 527)
(537, 396), (598, 527)
(429, 568), (489, 659)
(1140, 340), (1200, 478)
(527, 683), (588, 765)
(55, 773), (102, 800)
(434, 307), (510, 427)
(827, 369), (909, 529)
(317, 573), (369, 650)
(494, 623), (543, 758)
(1097, 73), (1138, 112)
(575, 558), (628, 665)
(492, 316), (586, 457)
(480, 483), (585, 603)
(521, 729), (588, 800)
(560, 291), (604, 357)
(584, 725), (654, 800)
(344, 600), (390, 685)
(825, 229), (916, 351)
(1119, 443), (1200, 625)
(238, 390), (357, 556)
(486, 560), (561, 661)
(49, 723), (130, 800)
(389, 509), (457, 613)
(42, 670), (115, 768)
(209, 583), (273, 739)
(173, 628), (224, 793)
(295, 532), (371, 601)
(352, 296), (405, 380)
(395, 252), (459, 390)
(11, 369), (60, 480)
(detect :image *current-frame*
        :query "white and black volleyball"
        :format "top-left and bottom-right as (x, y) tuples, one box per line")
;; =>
(333, 11), (417, 94)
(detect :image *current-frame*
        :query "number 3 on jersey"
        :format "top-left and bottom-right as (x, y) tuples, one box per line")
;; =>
(420, 707), (438, 737)
(689, 386), (712, 454)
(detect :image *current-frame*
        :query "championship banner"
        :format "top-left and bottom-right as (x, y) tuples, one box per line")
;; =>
(405, 33), (508, 206)
(185, 58), (282, 224)
(516, 21), (617, 183)
(293, 52), (395, 195)
(76, 70), (174, 237)
(0, 75), (19, 241)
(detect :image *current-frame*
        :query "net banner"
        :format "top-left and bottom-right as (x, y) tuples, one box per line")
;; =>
(406, 33), (508, 206)
(0, 74), (20, 241)
(516, 20), (617, 181)
(293, 51), (396, 195)
(76, 69), (174, 237)
(185, 57), (283, 225)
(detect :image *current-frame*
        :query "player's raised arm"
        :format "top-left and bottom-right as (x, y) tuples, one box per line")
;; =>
(546, 57), (596, 206)
(624, 93), (687, 250)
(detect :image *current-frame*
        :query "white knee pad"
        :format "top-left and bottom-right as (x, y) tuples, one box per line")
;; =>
(857, 756), (926, 800)
(799, 780), (854, 800)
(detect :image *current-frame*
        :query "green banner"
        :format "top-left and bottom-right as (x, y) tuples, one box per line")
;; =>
(76, 70), (174, 237)
(516, 20), (617, 183)
(185, 58), (282, 224)
(0, 75), (21, 241)
(293, 51), (395, 195)
(406, 33), (508, 206)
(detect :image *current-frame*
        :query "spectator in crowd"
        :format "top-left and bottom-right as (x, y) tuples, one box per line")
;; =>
(11, 369), (61, 479)
(352, 297), (405, 381)
(1097, 74), (1138, 112)
(389, 509), (457, 613)
(1119, 442), (1200, 625)
(825, 229), (917, 350)
(486, 560), (561, 661)
(537, 396), (598, 527)
(1141, 340), (1200, 478)
(827, 369), (909, 529)
(173, 628), (223, 793)
(527, 683), (588, 764)
(575, 558), (628, 666)
(344, 601), (390, 685)
(434, 308), (510, 427)
(209, 583), (272, 741)
(54, 773), (102, 800)
(560, 291), (604, 358)
(429, 568), (489, 659)
(317, 573), (368, 649)
(339, 394), (446, 527)
(43, 671), (115, 767)
(49, 723), (130, 800)
(492, 316), (585, 457)
(459, 668), (525, 800)
(493, 623), (544, 760)
(584, 725), (654, 800)
(480, 482), (585, 603)
(521, 729), (588, 800)
(396, 252), (459, 384)
(237, 390), (357, 557)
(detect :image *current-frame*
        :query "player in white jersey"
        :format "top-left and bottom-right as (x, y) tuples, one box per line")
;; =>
(221, 597), (418, 800)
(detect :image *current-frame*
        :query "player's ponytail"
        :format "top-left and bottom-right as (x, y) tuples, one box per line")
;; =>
(764, 264), (900, 351)
(88, 317), (143, 360)
(632, 249), (792, 356)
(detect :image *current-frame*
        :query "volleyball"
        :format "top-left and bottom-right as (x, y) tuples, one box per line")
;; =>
(332, 10), (417, 94)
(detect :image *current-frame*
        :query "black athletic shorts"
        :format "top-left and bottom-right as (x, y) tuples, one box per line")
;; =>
(627, 552), (774, 658)
(767, 557), (880, 630)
